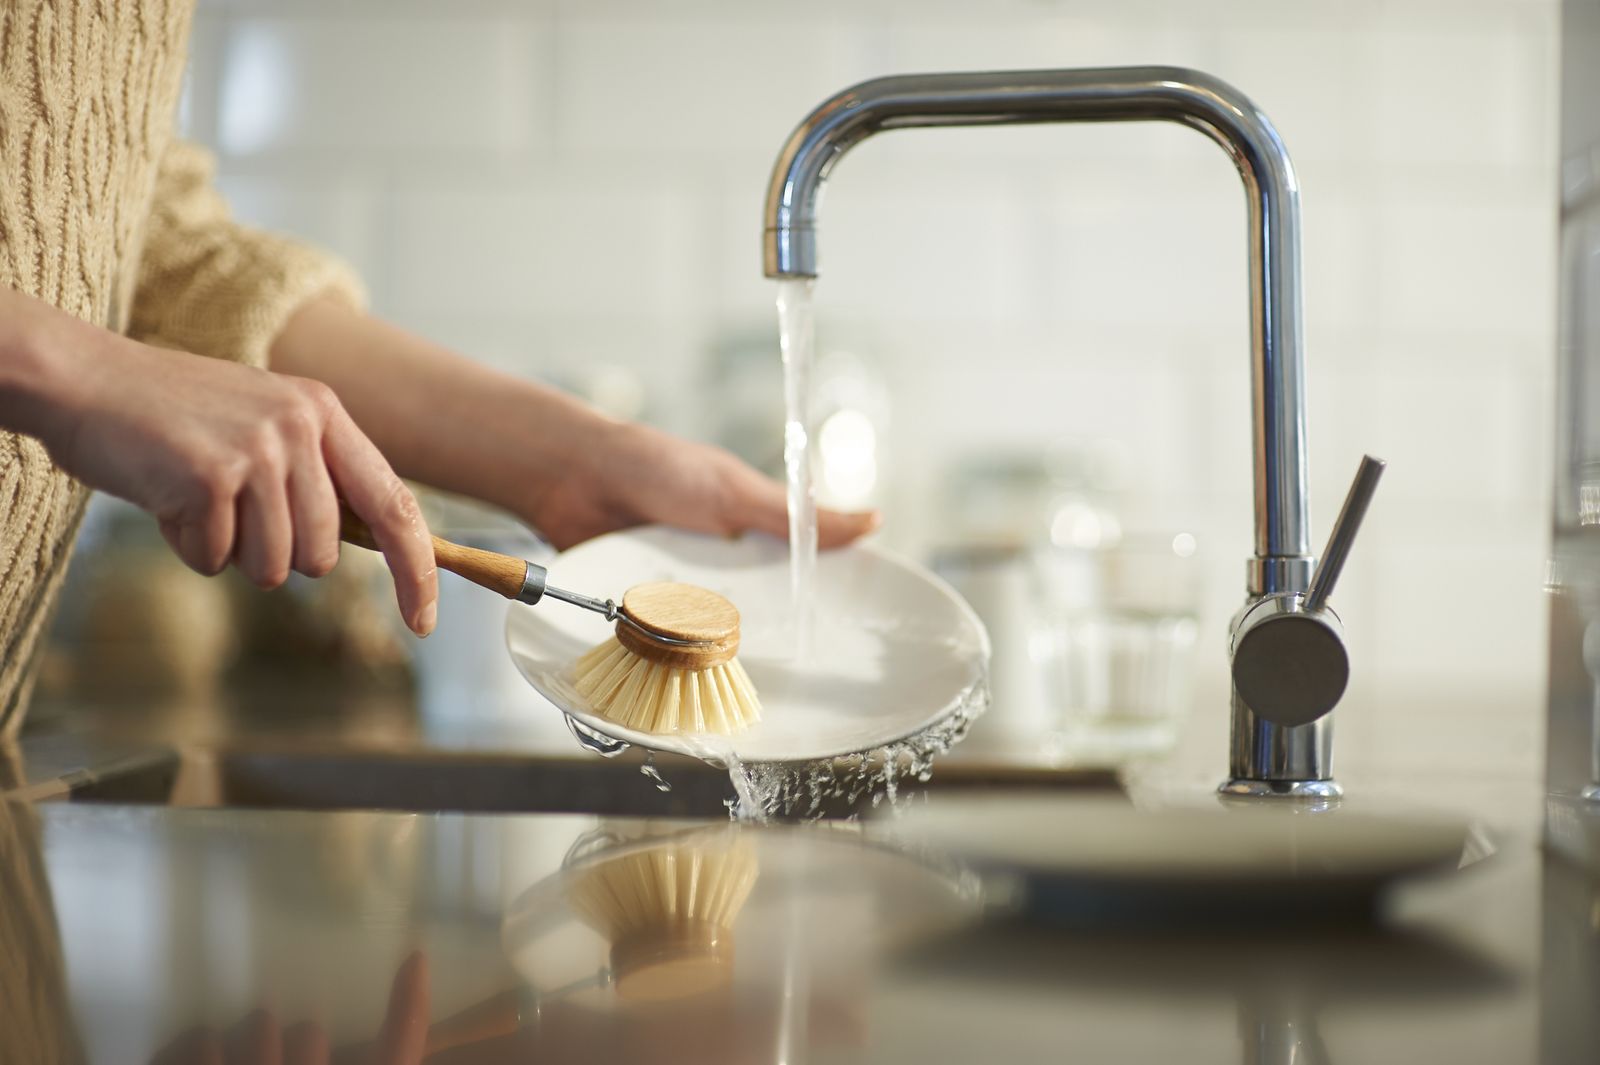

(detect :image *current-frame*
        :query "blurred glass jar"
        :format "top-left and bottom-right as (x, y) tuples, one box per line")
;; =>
(43, 500), (238, 700)
(930, 449), (1116, 756)
(1043, 531), (1201, 763)
(38, 495), (418, 720)
(931, 448), (1200, 764)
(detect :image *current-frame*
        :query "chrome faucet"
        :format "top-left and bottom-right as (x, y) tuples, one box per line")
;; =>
(761, 66), (1383, 798)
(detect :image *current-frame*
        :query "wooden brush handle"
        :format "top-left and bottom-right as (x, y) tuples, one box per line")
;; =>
(423, 988), (524, 1055)
(339, 504), (528, 601)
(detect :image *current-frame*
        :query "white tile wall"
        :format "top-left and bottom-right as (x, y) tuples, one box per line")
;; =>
(213, 171), (385, 283)
(1369, 15), (1554, 168)
(555, 15), (878, 156)
(1376, 194), (1556, 336)
(1215, 29), (1365, 165)
(1040, 171), (1245, 332)
(815, 172), (1037, 327)
(187, 0), (1561, 762)
(216, 14), (547, 157)
(877, 17), (1219, 106)
(387, 173), (700, 320)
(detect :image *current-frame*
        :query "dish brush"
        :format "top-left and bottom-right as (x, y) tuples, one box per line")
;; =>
(338, 507), (760, 735)
(573, 581), (761, 735)
(566, 836), (760, 1003)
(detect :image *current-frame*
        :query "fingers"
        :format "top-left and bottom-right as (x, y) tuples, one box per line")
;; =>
(161, 505), (235, 578)
(817, 505), (881, 548)
(150, 1026), (225, 1065)
(281, 380), (341, 579)
(726, 463), (881, 548)
(374, 951), (431, 1065)
(224, 1009), (282, 1065)
(233, 479), (294, 589)
(322, 406), (437, 636)
(732, 466), (792, 540)
(150, 1016), (330, 1065)
(166, 469), (332, 588)
(150, 373), (432, 632)
(161, 472), (237, 577)
(287, 463), (340, 578)
(283, 1022), (329, 1065)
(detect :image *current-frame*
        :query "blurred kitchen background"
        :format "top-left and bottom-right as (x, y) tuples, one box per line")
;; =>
(36, 0), (1558, 787)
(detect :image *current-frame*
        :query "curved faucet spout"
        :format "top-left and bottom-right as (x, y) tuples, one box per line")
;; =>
(761, 66), (1311, 576)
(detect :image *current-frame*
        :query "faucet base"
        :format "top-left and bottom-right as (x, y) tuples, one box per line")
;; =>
(1582, 784), (1600, 802)
(1218, 778), (1344, 800)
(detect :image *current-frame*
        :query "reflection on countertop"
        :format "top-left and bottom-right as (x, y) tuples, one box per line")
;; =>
(0, 793), (1593, 1064)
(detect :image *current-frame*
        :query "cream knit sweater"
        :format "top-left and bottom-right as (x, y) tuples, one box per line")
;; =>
(0, 0), (364, 735)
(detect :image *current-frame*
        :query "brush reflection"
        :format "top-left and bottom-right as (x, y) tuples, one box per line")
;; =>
(492, 823), (960, 1063)
(565, 835), (759, 1003)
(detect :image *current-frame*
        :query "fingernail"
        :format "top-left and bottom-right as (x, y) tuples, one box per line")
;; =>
(417, 601), (437, 637)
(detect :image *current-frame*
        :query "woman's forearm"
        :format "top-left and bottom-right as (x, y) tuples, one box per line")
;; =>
(0, 286), (93, 446)
(270, 295), (879, 553)
(268, 297), (613, 516)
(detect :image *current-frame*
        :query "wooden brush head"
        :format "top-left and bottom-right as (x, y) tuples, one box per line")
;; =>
(617, 582), (742, 669)
(610, 922), (735, 1003)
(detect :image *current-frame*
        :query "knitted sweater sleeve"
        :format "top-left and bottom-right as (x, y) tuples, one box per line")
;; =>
(127, 140), (366, 369)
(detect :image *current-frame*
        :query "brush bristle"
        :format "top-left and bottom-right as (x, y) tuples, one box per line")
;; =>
(566, 839), (760, 1002)
(567, 840), (760, 941)
(573, 636), (761, 734)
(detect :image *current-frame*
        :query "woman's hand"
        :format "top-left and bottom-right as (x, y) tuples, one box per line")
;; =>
(0, 288), (438, 635)
(269, 298), (881, 554)
(524, 419), (880, 551)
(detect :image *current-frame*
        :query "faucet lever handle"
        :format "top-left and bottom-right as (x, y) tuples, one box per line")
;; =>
(1304, 455), (1386, 612)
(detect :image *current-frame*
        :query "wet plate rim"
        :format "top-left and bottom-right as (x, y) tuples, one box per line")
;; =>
(503, 525), (992, 766)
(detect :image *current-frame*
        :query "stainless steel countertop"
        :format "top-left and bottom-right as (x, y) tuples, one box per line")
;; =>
(5, 672), (1586, 1063)
(0, 792), (1593, 1063)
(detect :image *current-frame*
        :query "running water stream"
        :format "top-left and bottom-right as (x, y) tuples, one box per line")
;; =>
(727, 276), (989, 821)
(776, 278), (819, 659)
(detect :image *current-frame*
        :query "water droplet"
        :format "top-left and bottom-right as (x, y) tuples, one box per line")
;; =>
(640, 751), (672, 793)
(565, 714), (629, 758)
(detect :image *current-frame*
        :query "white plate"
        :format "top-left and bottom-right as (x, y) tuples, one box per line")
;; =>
(890, 796), (1473, 920)
(504, 527), (990, 764)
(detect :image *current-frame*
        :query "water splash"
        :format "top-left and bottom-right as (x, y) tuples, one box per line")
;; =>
(719, 673), (991, 822)
(777, 278), (818, 659)
(560, 672), (992, 820)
